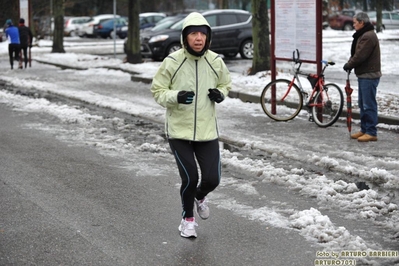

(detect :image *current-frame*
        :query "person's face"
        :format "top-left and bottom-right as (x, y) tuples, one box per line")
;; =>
(186, 31), (206, 52)
(353, 18), (364, 31)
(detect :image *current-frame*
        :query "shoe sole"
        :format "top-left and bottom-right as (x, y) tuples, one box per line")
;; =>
(180, 232), (197, 238)
(358, 138), (377, 142)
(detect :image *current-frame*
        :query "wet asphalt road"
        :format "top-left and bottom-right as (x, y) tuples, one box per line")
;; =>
(1, 41), (399, 265)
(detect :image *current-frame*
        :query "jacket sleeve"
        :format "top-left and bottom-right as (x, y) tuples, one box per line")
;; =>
(215, 58), (232, 98)
(150, 60), (180, 108)
(347, 33), (377, 68)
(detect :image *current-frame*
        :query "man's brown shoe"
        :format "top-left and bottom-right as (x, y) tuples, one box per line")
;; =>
(351, 132), (364, 139)
(357, 134), (377, 142)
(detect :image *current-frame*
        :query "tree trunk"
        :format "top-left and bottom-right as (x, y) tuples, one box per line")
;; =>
(126, 0), (142, 64)
(376, 0), (383, 33)
(3, 1), (20, 26)
(248, 0), (270, 75)
(222, 0), (229, 9)
(51, 0), (65, 53)
(363, 0), (368, 11)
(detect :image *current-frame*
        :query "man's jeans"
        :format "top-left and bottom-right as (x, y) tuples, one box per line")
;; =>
(358, 77), (379, 136)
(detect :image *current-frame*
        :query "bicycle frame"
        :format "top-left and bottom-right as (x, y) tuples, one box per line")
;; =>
(280, 60), (330, 107)
(261, 49), (343, 127)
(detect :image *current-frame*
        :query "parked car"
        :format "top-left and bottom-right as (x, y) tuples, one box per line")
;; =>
(124, 15), (186, 54)
(367, 11), (399, 30)
(79, 14), (120, 37)
(94, 17), (128, 39)
(136, 9), (254, 61)
(144, 14), (187, 32)
(139, 12), (167, 31)
(64, 16), (90, 37)
(328, 9), (362, 31)
(116, 12), (167, 40)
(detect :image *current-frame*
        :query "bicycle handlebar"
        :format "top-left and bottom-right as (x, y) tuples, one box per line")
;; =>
(321, 60), (335, 66)
(292, 50), (335, 66)
(291, 52), (335, 76)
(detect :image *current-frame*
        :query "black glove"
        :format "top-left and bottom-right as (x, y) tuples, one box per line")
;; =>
(177, 91), (195, 104)
(343, 63), (352, 71)
(208, 88), (224, 103)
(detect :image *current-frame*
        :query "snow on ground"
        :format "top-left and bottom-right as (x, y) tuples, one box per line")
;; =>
(1, 28), (399, 264)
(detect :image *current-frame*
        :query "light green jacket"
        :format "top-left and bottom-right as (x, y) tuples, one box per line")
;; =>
(150, 13), (232, 141)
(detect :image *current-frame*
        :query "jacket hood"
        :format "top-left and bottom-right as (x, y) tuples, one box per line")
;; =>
(181, 12), (211, 55)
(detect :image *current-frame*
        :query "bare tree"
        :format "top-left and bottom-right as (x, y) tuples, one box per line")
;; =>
(52, 0), (65, 53)
(375, 0), (383, 32)
(248, 0), (270, 75)
(217, 0), (229, 9)
(125, 0), (142, 64)
(1, 1), (19, 27)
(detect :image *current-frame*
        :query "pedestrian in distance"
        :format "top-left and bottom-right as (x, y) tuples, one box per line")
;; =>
(343, 12), (381, 142)
(18, 18), (33, 69)
(151, 12), (232, 238)
(4, 19), (21, 70)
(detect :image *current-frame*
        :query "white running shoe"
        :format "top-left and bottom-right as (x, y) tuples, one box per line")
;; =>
(178, 218), (198, 238)
(195, 197), (210, 220)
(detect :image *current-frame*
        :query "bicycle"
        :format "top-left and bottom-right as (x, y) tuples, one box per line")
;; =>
(260, 50), (344, 127)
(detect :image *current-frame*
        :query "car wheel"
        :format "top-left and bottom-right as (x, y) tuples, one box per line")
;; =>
(239, 39), (254, 59)
(343, 23), (353, 31)
(110, 30), (119, 39)
(70, 30), (77, 37)
(166, 43), (181, 56)
(223, 52), (238, 58)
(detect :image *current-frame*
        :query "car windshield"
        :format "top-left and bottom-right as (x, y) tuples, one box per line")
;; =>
(152, 18), (183, 31)
(342, 10), (355, 17)
(170, 19), (184, 30)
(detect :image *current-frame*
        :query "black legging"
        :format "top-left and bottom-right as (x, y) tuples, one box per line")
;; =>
(168, 139), (221, 218)
(20, 45), (29, 68)
(8, 43), (20, 68)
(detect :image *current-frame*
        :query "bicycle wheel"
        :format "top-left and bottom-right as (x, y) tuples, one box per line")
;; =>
(260, 79), (303, 121)
(311, 83), (344, 127)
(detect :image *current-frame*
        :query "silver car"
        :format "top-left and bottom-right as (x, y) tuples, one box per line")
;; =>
(368, 11), (399, 30)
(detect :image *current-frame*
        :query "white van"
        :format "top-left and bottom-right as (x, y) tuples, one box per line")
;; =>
(79, 14), (120, 37)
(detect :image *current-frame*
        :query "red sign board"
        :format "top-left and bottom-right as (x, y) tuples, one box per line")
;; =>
(270, 0), (323, 78)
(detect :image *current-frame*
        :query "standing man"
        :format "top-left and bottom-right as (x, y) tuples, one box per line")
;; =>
(151, 12), (231, 238)
(343, 12), (381, 142)
(4, 19), (20, 70)
(18, 18), (33, 69)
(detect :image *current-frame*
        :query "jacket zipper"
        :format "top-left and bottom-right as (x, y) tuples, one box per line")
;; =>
(193, 60), (198, 140)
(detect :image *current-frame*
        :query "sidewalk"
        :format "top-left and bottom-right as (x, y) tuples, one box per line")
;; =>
(35, 57), (399, 126)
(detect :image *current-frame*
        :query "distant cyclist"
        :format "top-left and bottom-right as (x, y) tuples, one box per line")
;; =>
(18, 18), (33, 69)
(4, 19), (20, 70)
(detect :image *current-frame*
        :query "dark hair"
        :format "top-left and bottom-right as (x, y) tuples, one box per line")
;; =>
(19, 18), (25, 24)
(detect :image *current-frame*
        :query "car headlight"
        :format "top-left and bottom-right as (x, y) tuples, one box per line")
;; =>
(149, 35), (169, 43)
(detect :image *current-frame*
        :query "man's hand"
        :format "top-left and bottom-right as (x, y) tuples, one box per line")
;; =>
(343, 63), (352, 71)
